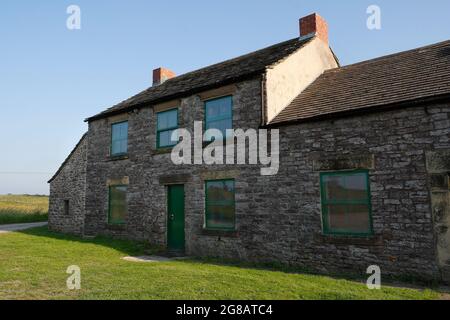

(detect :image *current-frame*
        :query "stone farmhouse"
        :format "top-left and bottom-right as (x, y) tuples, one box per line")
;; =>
(48, 13), (450, 282)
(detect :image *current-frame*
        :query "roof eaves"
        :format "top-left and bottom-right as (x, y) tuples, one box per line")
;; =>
(85, 37), (315, 123)
(84, 71), (264, 122)
(265, 92), (450, 128)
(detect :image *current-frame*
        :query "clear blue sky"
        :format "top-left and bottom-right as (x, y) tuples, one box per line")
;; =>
(1, 0), (450, 195)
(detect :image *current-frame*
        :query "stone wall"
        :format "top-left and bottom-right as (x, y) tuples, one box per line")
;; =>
(83, 79), (263, 245)
(426, 150), (450, 282)
(264, 104), (450, 281)
(188, 102), (450, 281)
(48, 134), (87, 236)
(81, 76), (450, 281)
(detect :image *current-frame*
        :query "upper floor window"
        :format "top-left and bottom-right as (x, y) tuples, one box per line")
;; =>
(204, 96), (232, 141)
(108, 185), (128, 225)
(111, 121), (128, 156)
(320, 171), (373, 236)
(157, 109), (179, 148)
(205, 179), (235, 230)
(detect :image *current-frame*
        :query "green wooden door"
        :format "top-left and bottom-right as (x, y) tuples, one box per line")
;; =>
(167, 185), (185, 252)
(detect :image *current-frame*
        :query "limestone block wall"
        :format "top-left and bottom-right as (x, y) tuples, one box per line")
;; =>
(48, 134), (87, 236)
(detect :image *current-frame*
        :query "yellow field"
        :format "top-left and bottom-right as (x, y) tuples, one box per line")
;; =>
(0, 195), (48, 224)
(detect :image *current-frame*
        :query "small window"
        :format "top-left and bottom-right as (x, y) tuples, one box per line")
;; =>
(111, 121), (128, 156)
(157, 109), (178, 148)
(320, 171), (373, 236)
(204, 96), (232, 141)
(108, 185), (128, 225)
(205, 179), (235, 230)
(64, 200), (70, 216)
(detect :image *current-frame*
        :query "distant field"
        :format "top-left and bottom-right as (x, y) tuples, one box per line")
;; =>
(0, 195), (48, 225)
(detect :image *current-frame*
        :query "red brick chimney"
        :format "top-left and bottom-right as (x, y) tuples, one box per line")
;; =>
(153, 67), (176, 86)
(299, 13), (329, 45)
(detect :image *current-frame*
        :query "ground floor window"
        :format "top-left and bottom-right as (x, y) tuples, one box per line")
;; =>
(108, 185), (128, 225)
(205, 179), (235, 230)
(320, 170), (373, 236)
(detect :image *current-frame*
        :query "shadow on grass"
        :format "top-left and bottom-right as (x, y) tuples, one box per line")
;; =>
(185, 257), (447, 292)
(15, 227), (449, 294)
(17, 226), (159, 257)
(187, 256), (367, 282)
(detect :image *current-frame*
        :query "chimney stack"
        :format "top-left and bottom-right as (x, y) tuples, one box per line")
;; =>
(153, 67), (176, 86)
(299, 13), (329, 45)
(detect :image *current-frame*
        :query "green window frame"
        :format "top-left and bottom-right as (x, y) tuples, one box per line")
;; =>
(111, 121), (128, 156)
(156, 109), (179, 149)
(108, 185), (128, 225)
(320, 170), (373, 237)
(205, 179), (235, 231)
(204, 96), (233, 141)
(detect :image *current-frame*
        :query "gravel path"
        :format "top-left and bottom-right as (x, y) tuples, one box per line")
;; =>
(0, 222), (48, 234)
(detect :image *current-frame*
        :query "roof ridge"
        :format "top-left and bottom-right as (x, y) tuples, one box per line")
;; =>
(166, 37), (301, 82)
(87, 36), (314, 121)
(326, 39), (450, 73)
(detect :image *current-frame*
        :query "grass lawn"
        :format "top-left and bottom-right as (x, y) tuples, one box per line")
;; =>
(0, 226), (444, 300)
(0, 195), (48, 225)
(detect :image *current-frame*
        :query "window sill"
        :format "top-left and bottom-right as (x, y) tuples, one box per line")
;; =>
(201, 229), (238, 238)
(153, 147), (174, 155)
(108, 154), (129, 161)
(106, 223), (126, 231)
(315, 233), (383, 246)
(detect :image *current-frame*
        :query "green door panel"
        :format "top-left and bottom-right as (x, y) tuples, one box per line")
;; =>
(167, 185), (185, 252)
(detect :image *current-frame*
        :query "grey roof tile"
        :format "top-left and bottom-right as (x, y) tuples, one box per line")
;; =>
(86, 37), (314, 122)
(270, 40), (450, 125)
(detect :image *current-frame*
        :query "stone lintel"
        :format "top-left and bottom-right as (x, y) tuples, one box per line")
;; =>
(313, 155), (375, 172)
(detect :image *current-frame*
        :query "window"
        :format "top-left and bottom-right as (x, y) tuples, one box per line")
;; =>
(157, 109), (178, 148)
(64, 200), (70, 216)
(320, 171), (373, 236)
(111, 121), (128, 156)
(204, 96), (232, 141)
(205, 179), (235, 230)
(108, 185), (128, 225)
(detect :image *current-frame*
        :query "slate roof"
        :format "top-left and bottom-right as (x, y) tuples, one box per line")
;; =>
(270, 40), (450, 125)
(86, 36), (315, 122)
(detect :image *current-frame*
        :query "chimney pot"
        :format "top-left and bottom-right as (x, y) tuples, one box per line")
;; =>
(299, 13), (329, 45)
(153, 67), (176, 86)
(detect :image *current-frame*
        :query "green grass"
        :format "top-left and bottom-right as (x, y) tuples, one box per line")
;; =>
(0, 195), (48, 225)
(0, 226), (444, 300)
